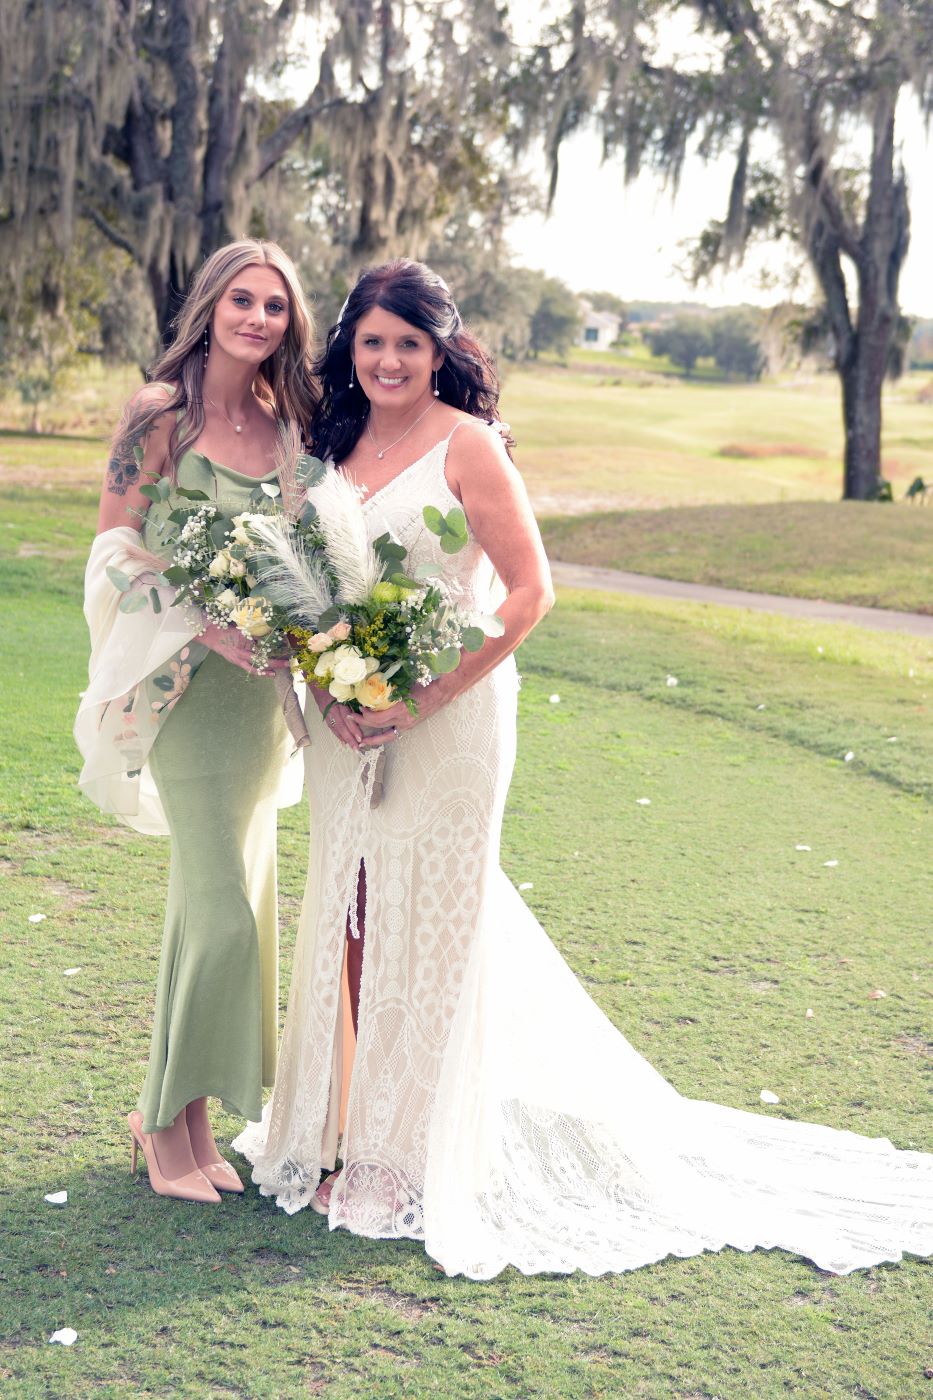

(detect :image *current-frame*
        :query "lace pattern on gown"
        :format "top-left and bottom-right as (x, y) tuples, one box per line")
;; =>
(234, 428), (933, 1279)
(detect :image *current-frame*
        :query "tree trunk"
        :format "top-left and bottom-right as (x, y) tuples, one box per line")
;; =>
(840, 337), (885, 500)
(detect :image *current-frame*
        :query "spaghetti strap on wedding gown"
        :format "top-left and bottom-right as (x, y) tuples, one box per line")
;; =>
(235, 428), (933, 1280)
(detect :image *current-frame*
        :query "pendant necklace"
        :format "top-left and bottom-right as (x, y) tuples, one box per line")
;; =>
(207, 396), (248, 434)
(366, 399), (436, 460)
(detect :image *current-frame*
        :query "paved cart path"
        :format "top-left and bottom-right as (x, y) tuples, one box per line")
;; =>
(549, 560), (933, 638)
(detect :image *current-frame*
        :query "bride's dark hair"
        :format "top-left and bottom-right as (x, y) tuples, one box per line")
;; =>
(311, 258), (512, 464)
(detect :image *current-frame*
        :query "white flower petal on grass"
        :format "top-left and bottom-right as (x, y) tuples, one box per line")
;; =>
(887, 736), (898, 743)
(636, 798), (651, 806)
(823, 860), (839, 868)
(44, 1191), (68, 1205)
(48, 1328), (77, 1346)
(666, 675), (679, 687)
(795, 844), (811, 851)
(548, 694), (560, 704)
(817, 646), (824, 655)
(805, 1008), (814, 1019)
(63, 968), (81, 977)
(868, 988), (887, 1000)
(759, 1090), (780, 1105)
(755, 703), (766, 711)
(28, 913), (47, 924)
(518, 882), (534, 891)
(844, 751), (854, 763)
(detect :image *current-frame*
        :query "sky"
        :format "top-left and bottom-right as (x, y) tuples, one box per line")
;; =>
(507, 101), (933, 316)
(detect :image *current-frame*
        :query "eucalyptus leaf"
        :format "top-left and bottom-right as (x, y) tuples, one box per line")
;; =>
(209, 518), (230, 549)
(461, 627), (486, 652)
(132, 443), (144, 466)
(106, 565), (132, 592)
(317, 606), (341, 630)
(440, 533), (464, 554)
(474, 612), (506, 638)
(299, 500), (319, 527)
(427, 645), (461, 675)
(162, 564), (191, 585)
(260, 481), (281, 498)
(174, 487), (211, 501)
(389, 573), (420, 590)
(149, 587), (162, 614)
(444, 506), (467, 537)
(414, 562), (443, 579)
(139, 483), (162, 503)
(422, 505), (445, 534)
(168, 508), (196, 524)
(296, 455), (327, 489)
(118, 590), (148, 614)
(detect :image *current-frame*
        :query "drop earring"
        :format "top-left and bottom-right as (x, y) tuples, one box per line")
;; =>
(348, 362), (355, 389)
(433, 368), (440, 397)
(203, 327), (209, 366)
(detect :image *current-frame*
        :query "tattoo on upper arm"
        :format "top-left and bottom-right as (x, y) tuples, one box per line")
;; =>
(106, 445), (142, 496)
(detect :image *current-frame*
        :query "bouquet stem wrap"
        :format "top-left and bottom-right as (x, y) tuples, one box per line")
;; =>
(274, 671), (312, 752)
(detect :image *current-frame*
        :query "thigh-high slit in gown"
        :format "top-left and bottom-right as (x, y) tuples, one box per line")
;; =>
(235, 429), (933, 1280)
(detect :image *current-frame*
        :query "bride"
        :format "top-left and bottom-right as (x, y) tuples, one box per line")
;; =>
(235, 259), (932, 1280)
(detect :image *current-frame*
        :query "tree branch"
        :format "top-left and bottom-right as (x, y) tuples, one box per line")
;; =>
(252, 95), (352, 184)
(81, 204), (142, 263)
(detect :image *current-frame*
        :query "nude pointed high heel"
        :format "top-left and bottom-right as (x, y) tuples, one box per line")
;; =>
(127, 1112), (221, 1204)
(199, 1160), (245, 1194)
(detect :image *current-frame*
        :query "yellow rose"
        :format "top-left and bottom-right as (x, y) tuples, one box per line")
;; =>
(231, 597), (271, 639)
(354, 671), (394, 710)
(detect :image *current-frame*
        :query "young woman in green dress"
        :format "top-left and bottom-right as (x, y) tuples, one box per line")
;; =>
(87, 239), (317, 1202)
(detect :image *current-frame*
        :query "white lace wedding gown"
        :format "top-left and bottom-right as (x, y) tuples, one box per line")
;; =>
(235, 430), (933, 1280)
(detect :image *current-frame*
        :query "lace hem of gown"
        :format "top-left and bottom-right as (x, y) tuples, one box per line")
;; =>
(233, 431), (933, 1280)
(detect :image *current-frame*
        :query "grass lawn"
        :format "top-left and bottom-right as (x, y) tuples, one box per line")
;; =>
(5, 361), (933, 517)
(1, 479), (931, 1398)
(540, 500), (933, 615)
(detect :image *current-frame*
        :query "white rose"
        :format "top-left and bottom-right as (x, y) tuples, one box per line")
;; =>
(328, 678), (356, 702)
(208, 551), (231, 578)
(331, 647), (369, 686)
(228, 558), (247, 578)
(216, 588), (237, 610)
(245, 573), (257, 587)
(314, 651), (335, 679)
(231, 525), (252, 547)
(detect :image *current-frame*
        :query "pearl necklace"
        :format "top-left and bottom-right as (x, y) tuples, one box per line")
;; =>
(207, 396), (248, 434)
(366, 399), (437, 460)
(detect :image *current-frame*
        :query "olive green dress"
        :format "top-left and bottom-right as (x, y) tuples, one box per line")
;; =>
(137, 448), (290, 1133)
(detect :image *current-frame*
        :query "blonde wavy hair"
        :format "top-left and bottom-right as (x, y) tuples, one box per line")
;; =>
(114, 239), (318, 476)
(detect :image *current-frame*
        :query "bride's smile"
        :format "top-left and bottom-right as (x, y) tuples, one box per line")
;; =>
(352, 304), (443, 415)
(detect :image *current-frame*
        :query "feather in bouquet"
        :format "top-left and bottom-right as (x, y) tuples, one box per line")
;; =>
(249, 468), (504, 719)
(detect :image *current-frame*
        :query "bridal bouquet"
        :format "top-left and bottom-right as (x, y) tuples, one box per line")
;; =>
(249, 469), (503, 718)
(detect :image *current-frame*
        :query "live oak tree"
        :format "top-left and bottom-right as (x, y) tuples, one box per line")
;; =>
(0, 0), (511, 340)
(525, 0), (933, 499)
